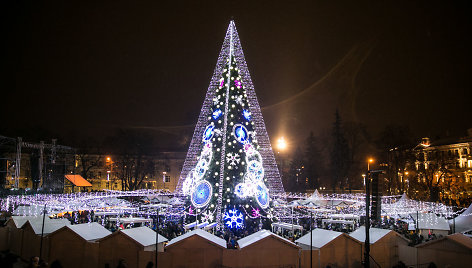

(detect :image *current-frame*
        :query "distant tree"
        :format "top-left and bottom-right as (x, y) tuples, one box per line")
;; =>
(377, 125), (414, 194)
(109, 130), (156, 191)
(76, 152), (102, 180)
(329, 110), (350, 192)
(344, 122), (370, 191)
(287, 147), (305, 192)
(72, 138), (105, 184)
(305, 132), (322, 191)
(415, 148), (455, 202)
(115, 153), (155, 191)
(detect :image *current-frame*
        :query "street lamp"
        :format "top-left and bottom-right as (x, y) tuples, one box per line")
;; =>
(276, 137), (287, 152)
(367, 158), (374, 170)
(404, 171), (409, 192)
(364, 157), (374, 268)
(106, 157), (113, 190)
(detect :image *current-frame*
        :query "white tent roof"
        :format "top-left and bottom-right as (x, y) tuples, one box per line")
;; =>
(272, 221), (304, 231)
(27, 218), (71, 235)
(237, 229), (296, 249)
(296, 228), (343, 248)
(329, 214), (360, 220)
(167, 197), (184, 205)
(109, 217), (152, 224)
(121, 226), (168, 247)
(416, 233), (472, 250)
(451, 203), (472, 233)
(67, 222), (111, 241)
(399, 193), (410, 202)
(445, 233), (472, 250)
(7, 216), (42, 228)
(167, 229), (226, 248)
(349, 226), (393, 244)
(50, 218), (72, 225)
(184, 221), (197, 230)
(203, 222), (218, 230)
(309, 189), (322, 199)
(410, 213), (450, 231)
(196, 221), (209, 229)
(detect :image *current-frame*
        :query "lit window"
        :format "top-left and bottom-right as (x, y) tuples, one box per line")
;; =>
(468, 160), (472, 168)
(163, 175), (171, 183)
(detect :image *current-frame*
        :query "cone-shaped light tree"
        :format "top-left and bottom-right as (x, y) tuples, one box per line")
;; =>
(177, 21), (284, 231)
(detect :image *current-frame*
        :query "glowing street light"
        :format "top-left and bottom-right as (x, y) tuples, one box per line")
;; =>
(106, 156), (113, 189)
(277, 137), (287, 152)
(367, 158), (374, 170)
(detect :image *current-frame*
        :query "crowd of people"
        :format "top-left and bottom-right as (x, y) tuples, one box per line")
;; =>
(0, 252), (64, 268)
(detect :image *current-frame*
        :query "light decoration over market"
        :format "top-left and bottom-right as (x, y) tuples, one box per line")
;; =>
(0, 190), (468, 233)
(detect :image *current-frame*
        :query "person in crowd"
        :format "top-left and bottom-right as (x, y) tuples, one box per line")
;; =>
(28, 256), (39, 268)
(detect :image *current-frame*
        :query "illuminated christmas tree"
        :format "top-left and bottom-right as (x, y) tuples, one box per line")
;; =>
(176, 21), (284, 230)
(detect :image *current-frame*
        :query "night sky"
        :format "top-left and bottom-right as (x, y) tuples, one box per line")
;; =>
(1, 1), (471, 151)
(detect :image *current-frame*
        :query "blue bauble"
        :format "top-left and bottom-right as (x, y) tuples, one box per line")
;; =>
(242, 109), (251, 121)
(256, 184), (269, 209)
(202, 125), (215, 142)
(212, 109), (222, 120)
(233, 124), (249, 143)
(191, 180), (212, 208)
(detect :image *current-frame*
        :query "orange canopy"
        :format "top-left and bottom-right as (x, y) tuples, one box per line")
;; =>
(65, 175), (92, 187)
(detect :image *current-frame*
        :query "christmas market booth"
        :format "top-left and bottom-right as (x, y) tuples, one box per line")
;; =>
(98, 226), (168, 268)
(47, 222), (111, 268)
(222, 230), (299, 267)
(350, 226), (409, 268)
(296, 228), (362, 268)
(165, 229), (226, 267)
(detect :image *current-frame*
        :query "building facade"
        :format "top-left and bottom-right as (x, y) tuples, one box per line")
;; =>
(409, 134), (472, 203)
(72, 152), (186, 193)
(2, 149), (186, 193)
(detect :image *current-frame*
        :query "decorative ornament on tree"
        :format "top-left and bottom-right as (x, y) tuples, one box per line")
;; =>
(235, 95), (244, 106)
(203, 125), (215, 142)
(212, 109), (222, 119)
(234, 79), (242, 89)
(233, 124), (250, 144)
(242, 109), (251, 121)
(226, 153), (240, 166)
(191, 180), (212, 208)
(251, 208), (261, 218)
(202, 210), (215, 222)
(224, 207), (244, 229)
